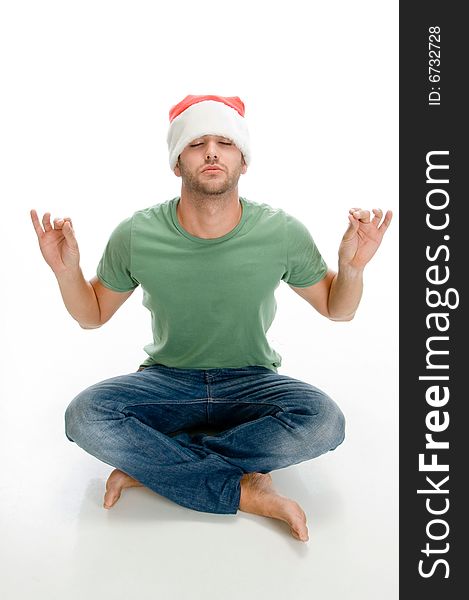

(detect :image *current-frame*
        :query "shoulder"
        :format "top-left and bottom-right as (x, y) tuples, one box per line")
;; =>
(243, 198), (306, 226)
(243, 197), (285, 216)
(131, 197), (176, 221)
(242, 197), (290, 229)
(111, 198), (177, 235)
(242, 198), (314, 243)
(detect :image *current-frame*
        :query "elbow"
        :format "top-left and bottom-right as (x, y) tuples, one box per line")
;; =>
(327, 311), (356, 322)
(78, 321), (102, 329)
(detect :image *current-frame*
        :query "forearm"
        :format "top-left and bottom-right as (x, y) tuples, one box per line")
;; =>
(327, 266), (364, 320)
(54, 267), (101, 328)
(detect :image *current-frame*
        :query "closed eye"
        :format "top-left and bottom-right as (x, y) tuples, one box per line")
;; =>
(189, 141), (233, 147)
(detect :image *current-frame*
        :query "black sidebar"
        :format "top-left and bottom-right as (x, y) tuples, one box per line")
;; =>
(400, 2), (466, 597)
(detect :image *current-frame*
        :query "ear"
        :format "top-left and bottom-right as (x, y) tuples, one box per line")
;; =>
(173, 159), (181, 177)
(241, 157), (248, 175)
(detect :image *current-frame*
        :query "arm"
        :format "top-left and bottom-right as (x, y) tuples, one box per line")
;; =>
(55, 271), (134, 328)
(31, 210), (134, 328)
(289, 267), (362, 321)
(289, 208), (393, 320)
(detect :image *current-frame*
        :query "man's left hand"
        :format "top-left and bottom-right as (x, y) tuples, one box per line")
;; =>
(338, 208), (393, 271)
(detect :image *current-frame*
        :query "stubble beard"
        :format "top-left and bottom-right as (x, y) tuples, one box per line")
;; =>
(178, 159), (243, 199)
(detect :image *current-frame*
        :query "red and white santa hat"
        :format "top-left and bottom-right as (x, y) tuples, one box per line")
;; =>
(167, 94), (251, 170)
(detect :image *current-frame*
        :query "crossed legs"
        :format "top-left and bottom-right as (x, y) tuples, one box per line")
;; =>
(65, 365), (345, 542)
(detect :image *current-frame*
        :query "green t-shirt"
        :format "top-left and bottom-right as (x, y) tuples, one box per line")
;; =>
(96, 196), (327, 372)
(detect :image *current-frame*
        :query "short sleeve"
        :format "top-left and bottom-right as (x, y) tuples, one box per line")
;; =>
(281, 213), (328, 287)
(96, 216), (140, 292)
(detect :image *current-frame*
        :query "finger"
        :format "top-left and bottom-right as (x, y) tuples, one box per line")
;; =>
(53, 216), (72, 230)
(349, 207), (360, 215)
(30, 209), (44, 238)
(62, 220), (78, 246)
(371, 208), (383, 225)
(42, 212), (53, 232)
(54, 217), (72, 229)
(378, 210), (393, 233)
(352, 209), (371, 223)
(344, 214), (359, 238)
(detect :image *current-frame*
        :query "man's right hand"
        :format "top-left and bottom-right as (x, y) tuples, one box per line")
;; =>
(30, 210), (80, 275)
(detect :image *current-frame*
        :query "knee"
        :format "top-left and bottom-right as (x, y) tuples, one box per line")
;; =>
(303, 392), (346, 454)
(325, 399), (346, 450)
(64, 395), (82, 442)
(64, 389), (99, 443)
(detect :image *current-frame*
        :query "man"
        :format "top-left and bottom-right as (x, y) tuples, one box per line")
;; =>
(30, 94), (392, 543)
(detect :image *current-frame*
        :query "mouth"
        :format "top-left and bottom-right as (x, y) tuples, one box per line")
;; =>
(202, 166), (223, 173)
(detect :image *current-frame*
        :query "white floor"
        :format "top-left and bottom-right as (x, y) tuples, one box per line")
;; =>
(2, 1), (399, 596)
(1, 278), (398, 600)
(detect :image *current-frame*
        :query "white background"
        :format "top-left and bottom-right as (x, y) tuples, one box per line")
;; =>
(1, 1), (398, 599)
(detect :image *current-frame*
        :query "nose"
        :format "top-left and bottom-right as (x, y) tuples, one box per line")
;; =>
(205, 140), (219, 162)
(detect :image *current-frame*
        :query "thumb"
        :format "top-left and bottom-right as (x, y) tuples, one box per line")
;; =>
(342, 215), (359, 240)
(62, 221), (78, 246)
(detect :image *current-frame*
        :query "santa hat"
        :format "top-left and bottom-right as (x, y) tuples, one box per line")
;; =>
(167, 94), (251, 170)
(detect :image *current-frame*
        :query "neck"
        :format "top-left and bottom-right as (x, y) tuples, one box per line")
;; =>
(177, 188), (242, 239)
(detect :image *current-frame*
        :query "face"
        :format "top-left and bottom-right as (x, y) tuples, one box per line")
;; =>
(174, 135), (247, 196)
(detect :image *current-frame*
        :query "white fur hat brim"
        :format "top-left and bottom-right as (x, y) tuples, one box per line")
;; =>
(167, 99), (251, 170)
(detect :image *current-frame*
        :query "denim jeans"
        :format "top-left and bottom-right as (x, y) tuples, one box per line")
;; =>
(64, 364), (345, 514)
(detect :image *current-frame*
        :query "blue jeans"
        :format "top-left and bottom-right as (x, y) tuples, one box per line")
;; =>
(64, 364), (345, 514)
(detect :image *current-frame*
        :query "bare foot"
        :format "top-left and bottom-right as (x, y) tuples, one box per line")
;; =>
(239, 473), (309, 542)
(103, 468), (144, 509)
